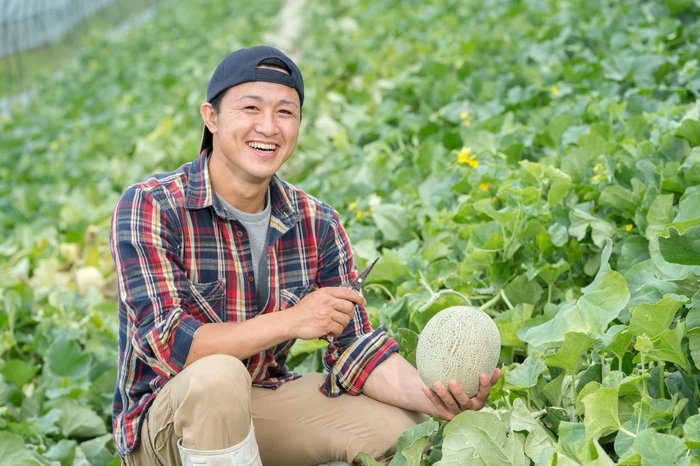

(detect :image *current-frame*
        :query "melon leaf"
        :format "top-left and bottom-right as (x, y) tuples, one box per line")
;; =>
(521, 240), (630, 346)
(436, 410), (528, 466)
(545, 332), (595, 374)
(389, 418), (439, 466)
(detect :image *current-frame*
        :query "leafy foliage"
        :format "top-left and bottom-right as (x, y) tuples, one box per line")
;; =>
(2, 0), (700, 463)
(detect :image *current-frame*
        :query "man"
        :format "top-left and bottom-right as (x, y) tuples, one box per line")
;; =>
(110, 46), (501, 466)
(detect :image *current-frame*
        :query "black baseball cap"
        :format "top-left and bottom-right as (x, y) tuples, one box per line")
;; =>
(200, 46), (304, 152)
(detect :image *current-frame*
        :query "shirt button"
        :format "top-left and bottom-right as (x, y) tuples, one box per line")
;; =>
(236, 231), (244, 238)
(248, 275), (254, 282)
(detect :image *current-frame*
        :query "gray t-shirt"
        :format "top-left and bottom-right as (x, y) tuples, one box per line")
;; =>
(216, 190), (271, 309)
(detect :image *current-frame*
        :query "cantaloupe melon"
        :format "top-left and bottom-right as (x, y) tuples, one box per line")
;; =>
(416, 306), (501, 397)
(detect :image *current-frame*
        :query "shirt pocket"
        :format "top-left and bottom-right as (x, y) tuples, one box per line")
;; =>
(187, 278), (226, 322)
(278, 285), (313, 311)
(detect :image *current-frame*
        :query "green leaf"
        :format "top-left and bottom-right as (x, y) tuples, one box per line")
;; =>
(48, 335), (91, 379)
(45, 439), (77, 466)
(557, 422), (587, 462)
(357, 452), (384, 466)
(0, 431), (42, 465)
(582, 386), (620, 441)
(81, 434), (120, 466)
(569, 208), (617, 248)
(665, 369), (699, 425)
(395, 328), (419, 367)
(646, 194), (675, 238)
(542, 372), (566, 406)
(599, 185), (640, 214)
(659, 226), (700, 266)
(628, 295), (687, 339)
(622, 429), (686, 466)
(676, 119), (700, 147)
(372, 204), (412, 243)
(548, 180), (574, 207)
(56, 398), (107, 438)
(494, 304), (533, 347)
(524, 426), (556, 465)
(0, 360), (38, 387)
(390, 418), (439, 466)
(504, 274), (542, 306)
(522, 240), (629, 346)
(436, 410), (528, 466)
(505, 353), (546, 391)
(683, 414), (700, 449)
(545, 332), (595, 374)
(538, 259), (570, 286)
(647, 322), (691, 372)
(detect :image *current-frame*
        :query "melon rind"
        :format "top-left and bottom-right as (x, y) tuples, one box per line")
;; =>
(416, 305), (501, 397)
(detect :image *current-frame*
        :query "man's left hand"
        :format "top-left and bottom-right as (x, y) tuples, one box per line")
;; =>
(421, 368), (502, 420)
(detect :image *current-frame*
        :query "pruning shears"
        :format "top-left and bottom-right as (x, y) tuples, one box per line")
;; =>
(343, 257), (379, 293)
(319, 258), (379, 341)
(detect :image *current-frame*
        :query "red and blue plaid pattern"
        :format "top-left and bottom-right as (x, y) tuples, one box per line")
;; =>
(109, 151), (398, 456)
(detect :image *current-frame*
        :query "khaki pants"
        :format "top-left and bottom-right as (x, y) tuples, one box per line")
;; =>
(124, 354), (427, 466)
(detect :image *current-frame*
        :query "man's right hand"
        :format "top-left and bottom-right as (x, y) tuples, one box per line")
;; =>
(287, 287), (365, 340)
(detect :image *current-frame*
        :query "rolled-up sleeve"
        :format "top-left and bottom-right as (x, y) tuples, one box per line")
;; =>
(315, 209), (399, 396)
(111, 186), (204, 379)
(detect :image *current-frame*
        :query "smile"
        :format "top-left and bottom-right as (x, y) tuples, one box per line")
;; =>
(247, 142), (277, 153)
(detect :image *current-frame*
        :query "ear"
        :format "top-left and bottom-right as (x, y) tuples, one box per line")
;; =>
(200, 102), (218, 135)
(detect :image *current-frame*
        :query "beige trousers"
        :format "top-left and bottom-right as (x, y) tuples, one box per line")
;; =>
(123, 354), (427, 466)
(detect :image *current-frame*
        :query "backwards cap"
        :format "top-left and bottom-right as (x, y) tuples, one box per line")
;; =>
(200, 46), (304, 152)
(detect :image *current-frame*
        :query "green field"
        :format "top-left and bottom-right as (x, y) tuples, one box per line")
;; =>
(1, 0), (700, 463)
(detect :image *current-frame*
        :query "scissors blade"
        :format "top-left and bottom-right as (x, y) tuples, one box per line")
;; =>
(350, 257), (379, 291)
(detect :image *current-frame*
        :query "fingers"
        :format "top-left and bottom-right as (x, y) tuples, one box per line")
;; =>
(421, 385), (454, 421)
(327, 287), (366, 306)
(490, 368), (502, 385)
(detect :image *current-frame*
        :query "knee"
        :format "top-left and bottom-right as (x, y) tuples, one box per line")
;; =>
(352, 410), (428, 461)
(182, 354), (251, 403)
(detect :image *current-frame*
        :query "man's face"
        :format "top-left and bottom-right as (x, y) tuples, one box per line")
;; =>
(206, 79), (301, 185)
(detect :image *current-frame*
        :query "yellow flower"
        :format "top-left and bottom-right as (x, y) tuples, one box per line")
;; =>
(467, 158), (479, 169)
(592, 175), (599, 181)
(369, 206), (375, 212)
(458, 147), (472, 164)
(625, 224), (633, 232)
(550, 86), (560, 95)
(478, 182), (490, 191)
(492, 196), (498, 203)
(355, 211), (363, 221)
(461, 112), (473, 128)
(593, 165), (600, 173)
(348, 201), (358, 211)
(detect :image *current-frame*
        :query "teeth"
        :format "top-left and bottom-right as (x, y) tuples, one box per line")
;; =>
(248, 142), (276, 151)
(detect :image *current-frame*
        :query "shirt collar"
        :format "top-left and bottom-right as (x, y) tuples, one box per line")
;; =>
(184, 150), (299, 227)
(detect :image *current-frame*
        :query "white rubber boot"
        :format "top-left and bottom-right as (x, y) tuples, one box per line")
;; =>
(177, 421), (263, 466)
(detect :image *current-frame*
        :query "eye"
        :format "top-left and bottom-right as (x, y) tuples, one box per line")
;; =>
(245, 105), (258, 111)
(279, 109), (293, 115)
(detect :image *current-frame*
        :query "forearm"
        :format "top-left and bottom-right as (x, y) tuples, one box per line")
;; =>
(362, 353), (440, 418)
(184, 311), (292, 367)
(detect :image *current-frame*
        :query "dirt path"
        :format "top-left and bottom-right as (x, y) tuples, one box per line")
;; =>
(264, 0), (305, 61)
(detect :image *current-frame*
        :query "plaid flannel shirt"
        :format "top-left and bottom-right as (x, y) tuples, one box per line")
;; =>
(110, 151), (398, 457)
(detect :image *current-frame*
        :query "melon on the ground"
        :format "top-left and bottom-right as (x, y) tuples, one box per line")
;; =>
(416, 305), (501, 397)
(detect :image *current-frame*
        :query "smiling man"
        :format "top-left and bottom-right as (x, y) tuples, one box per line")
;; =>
(110, 46), (500, 466)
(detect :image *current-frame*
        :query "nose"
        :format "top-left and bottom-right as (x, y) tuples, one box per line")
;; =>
(254, 109), (278, 137)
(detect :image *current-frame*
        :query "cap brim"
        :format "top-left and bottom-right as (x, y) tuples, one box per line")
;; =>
(200, 125), (213, 154)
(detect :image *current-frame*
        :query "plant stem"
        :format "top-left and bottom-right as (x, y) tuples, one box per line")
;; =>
(364, 283), (395, 301)
(416, 278), (474, 312)
(619, 427), (637, 438)
(481, 293), (501, 312)
(500, 289), (514, 310)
